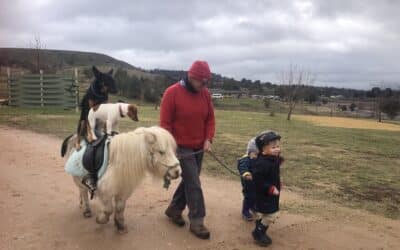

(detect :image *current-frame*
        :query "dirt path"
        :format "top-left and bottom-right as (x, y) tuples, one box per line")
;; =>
(0, 126), (399, 250)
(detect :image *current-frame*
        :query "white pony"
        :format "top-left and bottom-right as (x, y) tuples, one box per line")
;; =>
(62, 126), (181, 234)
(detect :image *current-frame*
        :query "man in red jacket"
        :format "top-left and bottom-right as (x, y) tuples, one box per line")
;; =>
(160, 60), (215, 239)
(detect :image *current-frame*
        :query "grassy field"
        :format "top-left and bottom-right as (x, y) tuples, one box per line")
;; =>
(294, 115), (400, 131)
(0, 104), (399, 219)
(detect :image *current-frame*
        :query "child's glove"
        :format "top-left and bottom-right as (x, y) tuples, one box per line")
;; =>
(244, 174), (252, 181)
(268, 186), (280, 196)
(242, 172), (253, 181)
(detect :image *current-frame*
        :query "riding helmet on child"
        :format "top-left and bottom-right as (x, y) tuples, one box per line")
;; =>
(255, 131), (281, 151)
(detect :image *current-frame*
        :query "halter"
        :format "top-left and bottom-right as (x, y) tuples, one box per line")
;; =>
(149, 151), (180, 170)
(148, 151), (180, 189)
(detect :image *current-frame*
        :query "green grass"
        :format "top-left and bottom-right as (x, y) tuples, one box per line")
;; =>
(0, 104), (399, 219)
(212, 98), (288, 113)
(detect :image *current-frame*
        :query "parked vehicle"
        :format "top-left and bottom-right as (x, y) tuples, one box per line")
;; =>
(212, 93), (224, 99)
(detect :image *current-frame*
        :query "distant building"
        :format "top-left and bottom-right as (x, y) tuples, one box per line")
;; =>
(251, 95), (281, 100)
(209, 88), (249, 98)
(330, 95), (344, 99)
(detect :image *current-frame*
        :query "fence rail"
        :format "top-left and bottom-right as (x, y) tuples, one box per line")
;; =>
(5, 68), (80, 109)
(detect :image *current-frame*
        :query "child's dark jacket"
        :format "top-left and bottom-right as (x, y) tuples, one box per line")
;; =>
(252, 154), (283, 214)
(237, 155), (253, 177)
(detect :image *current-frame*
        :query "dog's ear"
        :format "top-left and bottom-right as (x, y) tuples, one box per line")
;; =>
(92, 66), (101, 79)
(128, 104), (139, 121)
(108, 68), (114, 75)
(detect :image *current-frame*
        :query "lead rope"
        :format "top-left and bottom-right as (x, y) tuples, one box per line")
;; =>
(177, 149), (240, 177)
(207, 151), (241, 177)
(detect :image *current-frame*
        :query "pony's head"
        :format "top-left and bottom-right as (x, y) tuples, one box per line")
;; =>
(102, 126), (181, 194)
(143, 127), (181, 180)
(142, 127), (181, 181)
(92, 66), (118, 94)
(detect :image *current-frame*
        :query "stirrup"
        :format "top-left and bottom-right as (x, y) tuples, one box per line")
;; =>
(82, 180), (96, 200)
(89, 189), (95, 200)
(82, 177), (97, 193)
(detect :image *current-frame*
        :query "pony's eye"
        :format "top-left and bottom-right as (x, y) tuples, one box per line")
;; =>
(159, 151), (165, 155)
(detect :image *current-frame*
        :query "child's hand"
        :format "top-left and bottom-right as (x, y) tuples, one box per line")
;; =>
(268, 186), (280, 196)
(244, 174), (253, 181)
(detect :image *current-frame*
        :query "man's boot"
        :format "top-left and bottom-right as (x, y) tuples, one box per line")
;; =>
(252, 219), (272, 247)
(190, 218), (210, 239)
(165, 206), (185, 227)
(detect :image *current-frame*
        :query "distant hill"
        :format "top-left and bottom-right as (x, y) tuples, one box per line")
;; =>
(0, 47), (157, 80)
(0, 48), (373, 99)
(0, 48), (135, 70)
(149, 69), (236, 84)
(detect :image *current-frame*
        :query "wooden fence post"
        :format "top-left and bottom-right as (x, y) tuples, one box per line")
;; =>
(40, 69), (44, 107)
(6, 67), (11, 105)
(74, 68), (79, 112)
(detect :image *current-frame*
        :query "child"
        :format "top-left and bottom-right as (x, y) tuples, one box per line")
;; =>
(237, 138), (258, 220)
(251, 130), (283, 247)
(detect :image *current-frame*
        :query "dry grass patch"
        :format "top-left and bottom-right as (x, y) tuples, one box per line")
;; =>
(294, 115), (400, 131)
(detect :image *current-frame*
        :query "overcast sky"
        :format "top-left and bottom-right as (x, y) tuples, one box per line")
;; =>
(1, 0), (400, 89)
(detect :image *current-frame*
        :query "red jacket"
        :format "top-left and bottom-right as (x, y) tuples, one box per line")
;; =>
(160, 82), (215, 149)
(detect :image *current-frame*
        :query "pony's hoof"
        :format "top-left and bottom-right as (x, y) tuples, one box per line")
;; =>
(115, 219), (128, 234)
(96, 214), (109, 224)
(83, 210), (92, 218)
(117, 227), (128, 235)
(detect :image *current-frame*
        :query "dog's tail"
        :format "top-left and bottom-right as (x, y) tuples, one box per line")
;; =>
(61, 134), (74, 157)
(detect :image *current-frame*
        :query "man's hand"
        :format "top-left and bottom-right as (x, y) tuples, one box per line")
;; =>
(203, 139), (212, 152)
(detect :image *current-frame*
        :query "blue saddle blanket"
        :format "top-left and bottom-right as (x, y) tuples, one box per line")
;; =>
(64, 138), (110, 179)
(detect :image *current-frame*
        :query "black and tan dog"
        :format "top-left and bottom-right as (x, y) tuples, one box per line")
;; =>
(76, 66), (118, 149)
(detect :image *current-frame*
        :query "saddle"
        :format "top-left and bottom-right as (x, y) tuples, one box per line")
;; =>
(82, 134), (108, 175)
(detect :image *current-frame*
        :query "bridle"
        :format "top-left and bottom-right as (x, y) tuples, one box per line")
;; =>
(149, 151), (180, 170)
(149, 151), (180, 189)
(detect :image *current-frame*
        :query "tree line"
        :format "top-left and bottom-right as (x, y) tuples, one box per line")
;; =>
(83, 67), (400, 121)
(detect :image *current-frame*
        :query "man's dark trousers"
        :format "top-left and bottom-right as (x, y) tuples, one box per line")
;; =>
(169, 147), (206, 221)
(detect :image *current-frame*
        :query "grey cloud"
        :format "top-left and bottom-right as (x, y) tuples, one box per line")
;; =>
(1, 0), (399, 89)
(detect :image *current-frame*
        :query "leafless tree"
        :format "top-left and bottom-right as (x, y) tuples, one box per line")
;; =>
(279, 65), (315, 120)
(369, 83), (400, 122)
(29, 34), (44, 73)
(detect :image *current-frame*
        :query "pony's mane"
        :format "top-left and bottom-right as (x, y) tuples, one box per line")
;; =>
(99, 126), (176, 198)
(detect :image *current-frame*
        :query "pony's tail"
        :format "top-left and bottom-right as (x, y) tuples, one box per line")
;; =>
(61, 134), (74, 157)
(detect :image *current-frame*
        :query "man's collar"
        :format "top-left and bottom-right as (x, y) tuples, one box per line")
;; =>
(180, 75), (198, 93)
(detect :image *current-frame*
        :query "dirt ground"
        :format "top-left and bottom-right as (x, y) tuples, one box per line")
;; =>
(294, 115), (400, 131)
(0, 126), (399, 250)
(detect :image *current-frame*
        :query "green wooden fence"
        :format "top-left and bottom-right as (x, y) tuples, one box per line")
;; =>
(8, 71), (79, 108)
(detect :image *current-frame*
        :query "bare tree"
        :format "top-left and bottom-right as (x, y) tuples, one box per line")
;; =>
(368, 84), (396, 122)
(29, 34), (44, 73)
(369, 87), (383, 122)
(279, 65), (315, 120)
